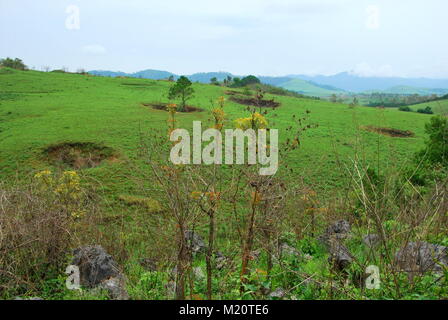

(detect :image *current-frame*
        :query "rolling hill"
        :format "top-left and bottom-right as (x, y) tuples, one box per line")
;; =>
(271, 78), (345, 97)
(291, 72), (448, 94)
(408, 99), (448, 115)
(88, 69), (233, 82)
(363, 86), (448, 95)
(88, 69), (346, 97)
(0, 67), (432, 192)
(89, 69), (448, 97)
(89, 69), (177, 80)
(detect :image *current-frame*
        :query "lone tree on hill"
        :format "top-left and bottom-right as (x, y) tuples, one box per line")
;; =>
(231, 75), (261, 88)
(210, 77), (219, 85)
(240, 75), (260, 86)
(168, 76), (194, 112)
(0, 57), (27, 70)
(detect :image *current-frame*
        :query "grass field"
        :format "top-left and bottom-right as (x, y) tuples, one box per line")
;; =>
(409, 99), (448, 115)
(0, 68), (432, 194)
(1, 67), (446, 300)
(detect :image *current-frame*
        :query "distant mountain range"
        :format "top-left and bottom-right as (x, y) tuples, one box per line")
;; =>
(258, 77), (346, 96)
(88, 69), (448, 97)
(88, 69), (233, 83)
(289, 72), (448, 94)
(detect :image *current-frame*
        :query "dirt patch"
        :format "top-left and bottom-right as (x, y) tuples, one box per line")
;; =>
(225, 90), (242, 96)
(229, 96), (280, 108)
(141, 102), (203, 113)
(225, 90), (252, 96)
(44, 142), (117, 169)
(363, 126), (415, 138)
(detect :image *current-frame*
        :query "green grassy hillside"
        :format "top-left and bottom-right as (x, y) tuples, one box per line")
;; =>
(409, 99), (448, 115)
(0, 68), (431, 194)
(364, 86), (448, 95)
(276, 78), (344, 97)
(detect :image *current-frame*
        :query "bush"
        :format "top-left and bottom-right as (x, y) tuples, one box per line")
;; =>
(0, 57), (27, 70)
(418, 116), (448, 166)
(399, 106), (412, 112)
(0, 171), (99, 297)
(410, 115), (448, 186)
(210, 77), (219, 85)
(417, 106), (434, 114)
(240, 75), (260, 86)
(231, 75), (260, 88)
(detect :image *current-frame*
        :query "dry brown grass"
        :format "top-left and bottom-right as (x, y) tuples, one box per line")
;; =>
(0, 173), (103, 297)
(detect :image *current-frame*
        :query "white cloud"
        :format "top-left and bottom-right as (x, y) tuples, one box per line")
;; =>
(350, 63), (397, 77)
(81, 44), (107, 55)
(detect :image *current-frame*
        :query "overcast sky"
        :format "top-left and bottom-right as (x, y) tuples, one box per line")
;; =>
(1, 0), (447, 78)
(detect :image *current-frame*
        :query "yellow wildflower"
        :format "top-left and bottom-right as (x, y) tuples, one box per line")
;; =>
(191, 191), (203, 200)
(71, 210), (86, 219)
(234, 112), (268, 130)
(166, 103), (177, 113)
(34, 169), (52, 179)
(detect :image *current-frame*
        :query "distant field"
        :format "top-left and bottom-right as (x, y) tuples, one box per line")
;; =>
(0, 68), (432, 198)
(409, 99), (448, 115)
(275, 78), (344, 97)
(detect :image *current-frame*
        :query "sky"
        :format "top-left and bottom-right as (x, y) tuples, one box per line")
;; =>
(1, 0), (447, 78)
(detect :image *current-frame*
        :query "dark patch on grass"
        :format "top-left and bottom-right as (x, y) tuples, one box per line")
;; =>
(44, 142), (117, 169)
(225, 90), (252, 96)
(225, 90), (241, 96)
(118, 194), (163, 213)
(363, 126), (415, 138)
(121, 83), (154, 87)
(229, 96), (281, 108)
(0, 92), (23, 101)
(2, 90), (59, 94)
(141, 102), (203, 113)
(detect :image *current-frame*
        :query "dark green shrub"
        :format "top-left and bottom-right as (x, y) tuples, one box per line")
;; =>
(0, 57), (27, 70)
(230, 75), (260, 88)
(417, 106), (434, 114)
(398, 106), (412, 112)
(418, 116), (448, 166)
(168, 76), (194, 111)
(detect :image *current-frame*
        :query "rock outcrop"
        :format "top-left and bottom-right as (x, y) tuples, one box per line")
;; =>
(328, 239), (353, 272)
(71, 245), (129, 300)
(395, 241), (448, 274)
(319, 220), (351, 247)
(184, 230), (206, 254)
(363, 234), (381, 248)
